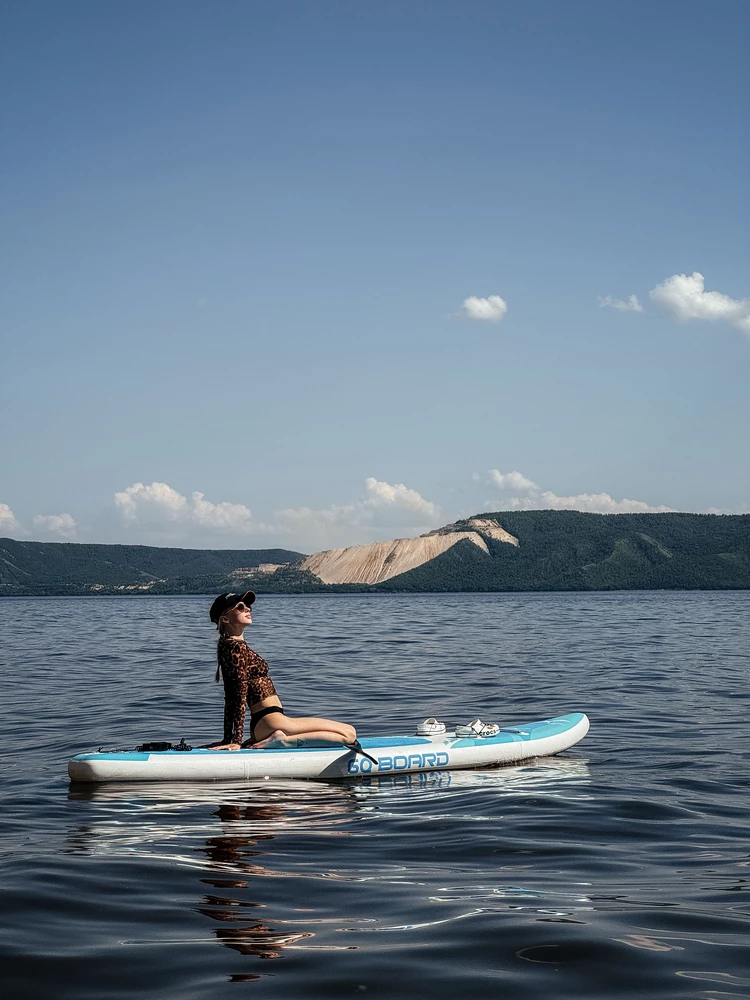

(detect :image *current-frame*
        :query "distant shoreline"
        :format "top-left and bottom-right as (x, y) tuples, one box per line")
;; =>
(2, 510), (749, 596)
(4, 587), (750, 599)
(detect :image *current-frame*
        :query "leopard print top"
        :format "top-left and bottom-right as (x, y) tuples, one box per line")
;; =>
(217, 636), (279, 745)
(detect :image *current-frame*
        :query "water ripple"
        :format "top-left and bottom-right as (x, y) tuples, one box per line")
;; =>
(1, 591), (749, 999)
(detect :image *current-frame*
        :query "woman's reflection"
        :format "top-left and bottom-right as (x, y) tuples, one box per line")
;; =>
(197, 802), (314, 960)
(66, 761), (590, 976)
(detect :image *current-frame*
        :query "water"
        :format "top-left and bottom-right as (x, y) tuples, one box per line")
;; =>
(1, 592), (748, 999)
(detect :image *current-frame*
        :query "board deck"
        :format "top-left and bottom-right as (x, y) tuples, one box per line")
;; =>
(68, 712), (589, 783)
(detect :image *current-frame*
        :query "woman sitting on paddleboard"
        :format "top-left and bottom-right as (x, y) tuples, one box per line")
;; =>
(207, 591), (356, 751)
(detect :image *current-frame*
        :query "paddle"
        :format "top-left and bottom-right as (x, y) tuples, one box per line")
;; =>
(344, 739), (379, 766)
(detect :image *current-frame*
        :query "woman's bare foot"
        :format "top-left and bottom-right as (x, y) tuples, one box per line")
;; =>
(207, 742), (241, 751)
(244, 729), (290, 750)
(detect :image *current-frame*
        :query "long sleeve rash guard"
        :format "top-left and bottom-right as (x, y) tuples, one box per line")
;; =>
(216, 636), (278, 744)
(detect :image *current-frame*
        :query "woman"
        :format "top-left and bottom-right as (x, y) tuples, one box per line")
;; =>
(207, 591), (357, 751)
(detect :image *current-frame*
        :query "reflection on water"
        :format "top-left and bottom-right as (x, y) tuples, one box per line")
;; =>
(199, 804), (312, 961)
(3, 591), (750, 999)
(66, 779), (363, 967)
(65, 760), (592, 971)
(67, 756), (591, 806)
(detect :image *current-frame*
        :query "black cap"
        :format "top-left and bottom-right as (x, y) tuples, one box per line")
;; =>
(209, 591), (256, 624)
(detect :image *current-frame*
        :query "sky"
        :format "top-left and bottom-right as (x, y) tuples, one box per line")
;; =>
(1, 0), (748, 554)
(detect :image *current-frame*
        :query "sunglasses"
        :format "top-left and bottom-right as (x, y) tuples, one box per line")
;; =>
(233, 602), (253, 612)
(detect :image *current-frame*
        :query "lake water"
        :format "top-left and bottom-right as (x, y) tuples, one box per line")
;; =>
(1, 592), (748, 999)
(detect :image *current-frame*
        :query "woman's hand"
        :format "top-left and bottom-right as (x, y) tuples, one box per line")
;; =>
(207, 742), (241, 751)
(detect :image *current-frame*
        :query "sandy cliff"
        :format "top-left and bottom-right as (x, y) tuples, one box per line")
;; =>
(426, 518), (520, 548)
(301, 518), (519, 586)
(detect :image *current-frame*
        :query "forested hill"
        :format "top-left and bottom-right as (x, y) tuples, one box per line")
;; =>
(0, 540), (308, 596)
(376, 510), (750, 592)
(1, 510), (749, 596)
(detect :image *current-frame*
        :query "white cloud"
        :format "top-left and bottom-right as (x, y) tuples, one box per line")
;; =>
(478, 469), (673, 514)
(106, 477), (441, 550)
(650, 271), (750, 337)
(462, 295), (508, 322)
(113, 482), (257, 535)
(498, 490), (673, 514)
(277, 502), (360, 530)
(278, 478), (441, 548)
(33, 513), (77, 539)
(363, 477), (439, 518)
(599, 294), (644, 313)
(0, 503), (25, 537)
(476, 469), (539, 493)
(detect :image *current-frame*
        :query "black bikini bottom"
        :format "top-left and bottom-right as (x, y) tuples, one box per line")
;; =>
(249, 704), (284, 740)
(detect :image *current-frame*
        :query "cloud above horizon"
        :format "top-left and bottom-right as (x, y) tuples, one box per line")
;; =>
(461, 294), (508, 322)
(475, 469), (674, 514)
(98, 476), (442, 549)
(113, 481), (261, 538)
(482, 470), (538, 493)
(0, 503), (25, 537)
(277, 477), (441, 547)
(33, 513), (77, 539)
(364, 477), (439, 517)
(5, 469), (746, 553)
(650, 271), (750, 337)
(599, 294), (643, 313)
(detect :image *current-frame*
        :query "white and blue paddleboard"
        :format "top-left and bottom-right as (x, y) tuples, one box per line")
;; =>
(68, 712), (589, 783)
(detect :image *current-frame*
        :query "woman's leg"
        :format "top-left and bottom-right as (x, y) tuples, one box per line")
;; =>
(253, 713), (356, 744)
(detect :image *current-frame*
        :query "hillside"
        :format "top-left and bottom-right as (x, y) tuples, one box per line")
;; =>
(1, 510), (749, 596)
(302, 517), (520, 585)
(374, 510), (750, 592)
(0, 540), (309, 596)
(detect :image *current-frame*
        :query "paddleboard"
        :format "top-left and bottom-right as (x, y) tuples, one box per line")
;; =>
(68, 712), (589, 783)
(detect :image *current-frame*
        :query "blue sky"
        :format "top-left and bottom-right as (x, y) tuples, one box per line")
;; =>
(1, 0), (748, 553)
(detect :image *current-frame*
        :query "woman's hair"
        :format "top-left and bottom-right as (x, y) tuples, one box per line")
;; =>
(215, 614), (232, 681)
(214, 614), (244, 679)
